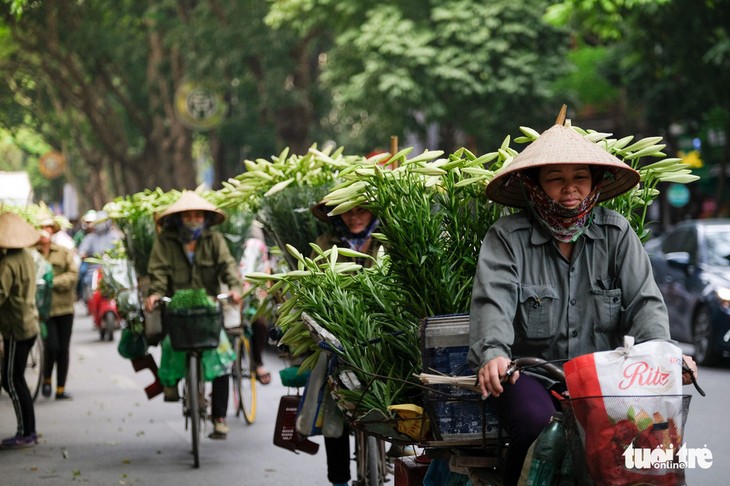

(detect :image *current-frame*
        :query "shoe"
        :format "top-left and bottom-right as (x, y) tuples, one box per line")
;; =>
(55, 392), (73, 400)
(208, 419), (228, 440)
(163, 386), (180, 402)
(255, 367), (272, 385)
(41, 384), (51, 398)
(0, 434), (37, 450)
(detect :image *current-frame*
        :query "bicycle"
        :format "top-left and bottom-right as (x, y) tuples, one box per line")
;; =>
(223, 299), (257, 424)
(353, 427), (389, 486)
(157, 293), (231, 468)
(0, 336), (44, 402)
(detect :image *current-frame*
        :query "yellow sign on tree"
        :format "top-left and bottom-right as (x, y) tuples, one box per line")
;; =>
(174, 81), (228, 131)
(39, 151), (66, 179)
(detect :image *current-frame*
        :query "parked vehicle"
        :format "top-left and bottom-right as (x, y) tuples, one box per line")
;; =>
(646, 219), (730, 365)
(86, 265), (120, 341)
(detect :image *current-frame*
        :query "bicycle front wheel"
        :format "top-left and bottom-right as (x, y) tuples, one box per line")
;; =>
(232, 331), (256, 424)
(27, 337), (43, 402)
(186, 353), (202, 468)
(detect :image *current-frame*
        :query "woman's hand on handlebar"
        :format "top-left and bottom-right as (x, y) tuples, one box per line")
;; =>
(681, 354), (698, 385)
(229, 290), (242, 307)
(478, 356), (518, 399)
(145, 294), (161, 312)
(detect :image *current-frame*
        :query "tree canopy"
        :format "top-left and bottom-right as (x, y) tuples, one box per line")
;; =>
(0, 0), (726, 216)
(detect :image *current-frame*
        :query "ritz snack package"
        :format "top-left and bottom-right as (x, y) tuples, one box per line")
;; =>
(563, 337), (687, 486)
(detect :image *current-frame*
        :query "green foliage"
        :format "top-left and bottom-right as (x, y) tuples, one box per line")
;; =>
(269, 0), (570, 152)
(552, 44), (618, 108)
(323, 147), (508, 318)
(543, 0), (671, 41)
(168, 288), (216, 310)
(216, 144), (360, 268)
(247, 244), (422, 414)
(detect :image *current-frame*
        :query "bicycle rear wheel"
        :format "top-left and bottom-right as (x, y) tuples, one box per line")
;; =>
(186, 353), (202, 468)
(26, 337), (43, 402)
(232, 331), (257, 424)
(355, 430), (386, 486)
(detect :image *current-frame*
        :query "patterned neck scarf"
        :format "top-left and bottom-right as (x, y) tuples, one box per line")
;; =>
(519, 172), (604, 243)
(334, 216), (380, 252)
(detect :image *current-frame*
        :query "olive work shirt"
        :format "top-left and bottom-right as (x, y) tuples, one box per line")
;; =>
(0, 248), (40, 341)
(43, 243), (79, 317)
(467, 207), (670, 373)
(147, 228), (242, 298)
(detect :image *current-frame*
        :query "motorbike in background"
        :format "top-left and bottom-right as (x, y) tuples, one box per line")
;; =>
(86, 264), (121, 341)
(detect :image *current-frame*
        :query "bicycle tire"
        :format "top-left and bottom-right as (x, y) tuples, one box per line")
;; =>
(355, 430), (386, 486)
(232, 332), (256, 424)
(27, 337), (43, 402)
(366, 435), (380, 486)
(103, 312), (116, 342)
(187, 353), (201, 468)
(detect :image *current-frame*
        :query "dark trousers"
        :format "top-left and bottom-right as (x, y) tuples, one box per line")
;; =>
(250, 317), (268, 367)
(43, 313), (74, 388)
(210, 373), (229, 419)
(2, 335), (37, 436)
(324, 427), (351, 483)
(493, 374), (557, 486)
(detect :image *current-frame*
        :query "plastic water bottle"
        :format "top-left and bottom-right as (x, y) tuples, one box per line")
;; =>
(557, 446), (576, 486)
(526, 412), (567, 486)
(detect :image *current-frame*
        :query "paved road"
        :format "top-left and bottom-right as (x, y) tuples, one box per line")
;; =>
(0, 304), (341, 485)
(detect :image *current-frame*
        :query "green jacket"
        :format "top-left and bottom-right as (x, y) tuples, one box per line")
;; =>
(0, 248), (40, 341)
(43, 243), (78, 317)
(147, 227), (242, 298)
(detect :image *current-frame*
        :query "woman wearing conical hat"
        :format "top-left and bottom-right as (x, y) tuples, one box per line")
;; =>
(0, 212), (41, 449)
(144, 190), (242, 440)
(466, 107), (697, 485)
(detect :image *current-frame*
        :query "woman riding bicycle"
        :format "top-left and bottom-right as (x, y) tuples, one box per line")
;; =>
(144, 191), (242, 440)
(467, 108), (699, 486)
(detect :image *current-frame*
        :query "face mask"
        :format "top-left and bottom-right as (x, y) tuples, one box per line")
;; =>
(183, 221), (205, 232)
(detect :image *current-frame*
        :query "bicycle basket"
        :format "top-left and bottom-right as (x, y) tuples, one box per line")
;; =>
(560, 394), (691, 486)
(163, 305), (222, 351)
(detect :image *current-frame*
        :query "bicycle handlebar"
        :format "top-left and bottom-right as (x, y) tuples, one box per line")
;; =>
(505, 357), (566, 384)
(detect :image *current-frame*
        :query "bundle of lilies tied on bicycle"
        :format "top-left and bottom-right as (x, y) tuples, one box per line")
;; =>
(245, 244), (430, 442)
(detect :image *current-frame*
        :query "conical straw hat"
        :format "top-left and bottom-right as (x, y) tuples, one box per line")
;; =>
(311, 199), (377, 223)
(0, 212), (42, 249)
(311, 200), (335, 223)
(157, 191), (226, 226)
(485, 106), (640, 208)
(37, 208), (61, 233)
